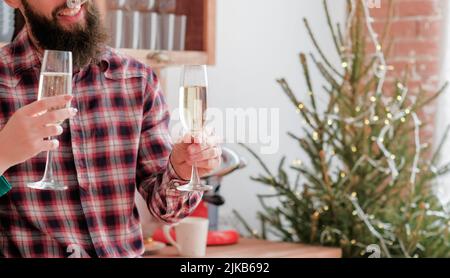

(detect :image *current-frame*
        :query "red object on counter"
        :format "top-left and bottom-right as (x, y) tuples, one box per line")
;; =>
(190, 200), (208, 218)
(153, 200), (239, 245)
(152, 228), (239, 246)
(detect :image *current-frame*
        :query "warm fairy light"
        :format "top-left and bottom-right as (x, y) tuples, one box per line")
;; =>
(373, 115), (379, 121)
(313, 132), (319, 141)
(327, 119), (333, 126)
(298, 103), (305, 110)
(387, 113), (392, 119)
(323, 206), (329, 211)
(397, 95), (402, 101)
(292, 159), (303, 167)
(340, 172), (347, 178)
(405, 109), (411, 115)
(351, 145), (358, 153)
(384, 120), (390, 125)
(364, 119), (370, 125)
(342, 62), (349, 68)
(355, 106), (361, 112)
(370, 96), (377, 102)
(351, 192), (357, 198)
(401, 117), (406, 123)
(390, 155), (396, 160)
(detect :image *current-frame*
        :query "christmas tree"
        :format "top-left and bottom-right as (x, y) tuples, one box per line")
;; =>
(238, 0), (450, 258)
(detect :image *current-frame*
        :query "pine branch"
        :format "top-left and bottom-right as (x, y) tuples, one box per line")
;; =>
(303, 18), (344, 78)
(431, 125), (450, 165)
(239, 143), (274, 178)
(310, 53), (342, 90)
(277, 78), (318, 129)
(412, 83), (448, 111)
(232, 209), (261, 239)
(323, 0), (343, 61)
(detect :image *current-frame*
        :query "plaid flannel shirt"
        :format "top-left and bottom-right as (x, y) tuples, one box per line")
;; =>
(0, 28), (202, 258)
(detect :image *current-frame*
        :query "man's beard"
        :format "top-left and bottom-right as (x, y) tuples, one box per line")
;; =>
(21, 0), (108, 68)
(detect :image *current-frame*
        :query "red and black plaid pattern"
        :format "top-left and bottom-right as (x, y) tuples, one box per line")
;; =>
(0, 28), (201, 258)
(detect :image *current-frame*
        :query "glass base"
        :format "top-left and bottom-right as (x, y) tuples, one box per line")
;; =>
(27, 180), (67, 191)
(177, 183), (213, 192)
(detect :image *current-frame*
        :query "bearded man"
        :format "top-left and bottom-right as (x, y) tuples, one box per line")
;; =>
(0, 0), (221, 258)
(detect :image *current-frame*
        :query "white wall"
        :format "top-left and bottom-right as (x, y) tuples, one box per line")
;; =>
(435, 4), (450, 208)
(163, 0), (346, 232)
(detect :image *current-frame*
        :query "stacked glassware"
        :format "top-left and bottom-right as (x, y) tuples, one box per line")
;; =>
(0, 1), (14, 43)
(106, 0), (186, 51)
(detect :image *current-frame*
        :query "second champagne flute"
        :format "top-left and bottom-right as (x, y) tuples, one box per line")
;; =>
(178, 65), (213, 192)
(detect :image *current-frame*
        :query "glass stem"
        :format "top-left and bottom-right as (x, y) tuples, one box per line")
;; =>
(191, 162), (201, 186)
(41, 138), (55, 183)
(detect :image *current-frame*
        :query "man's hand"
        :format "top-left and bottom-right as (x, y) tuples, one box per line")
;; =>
(170, 133), (222, 180)
(0, 95), (77, 175)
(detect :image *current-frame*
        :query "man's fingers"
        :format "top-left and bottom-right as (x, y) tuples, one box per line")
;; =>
(188, 147), (222, 162)
(175, 133), (194, 145)
(34, 107), (77, 126)
(177, 132), (222, 145)
(187, 144), (208, 155)
(39, 139), (60, 152)
(37, 125), (64, 139)
(193, 158), (221, 170)
(21, 95), (73, 116)
(187, 136), (218, 155)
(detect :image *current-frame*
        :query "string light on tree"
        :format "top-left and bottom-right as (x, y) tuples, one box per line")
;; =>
(292, 159), (303, 167)
(313, 132), (319, 141)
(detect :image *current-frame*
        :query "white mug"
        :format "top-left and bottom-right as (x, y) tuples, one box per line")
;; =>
(163, 217), (209, 257)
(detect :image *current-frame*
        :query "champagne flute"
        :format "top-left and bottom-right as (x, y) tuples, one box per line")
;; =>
(178, 65), (213, 192)
(27, 50), (73, 191)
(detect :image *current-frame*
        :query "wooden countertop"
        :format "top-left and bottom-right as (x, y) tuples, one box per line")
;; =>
(144, 238), (342, 258)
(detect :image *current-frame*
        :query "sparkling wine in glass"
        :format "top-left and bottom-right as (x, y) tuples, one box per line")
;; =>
(27, 50), (72, 191)
(178, 65), (213, 192)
